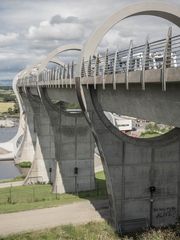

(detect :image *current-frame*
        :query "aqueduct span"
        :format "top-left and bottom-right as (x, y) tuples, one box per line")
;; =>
(3, 1), (180, 233)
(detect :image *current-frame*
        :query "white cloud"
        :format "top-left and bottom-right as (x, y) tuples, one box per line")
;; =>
(26, 20), (84, 41)
(0, 0), (180, 83)
(0, 33), (18, 47)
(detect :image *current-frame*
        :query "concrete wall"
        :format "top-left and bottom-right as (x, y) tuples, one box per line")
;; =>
(17, 90), (35, 164)
(18, 86), (95, 193)
(41, 87), (95, 192)
(21, 89), (52, 184)
(97, 83), (180, 127)
(80, 84), (180, 233)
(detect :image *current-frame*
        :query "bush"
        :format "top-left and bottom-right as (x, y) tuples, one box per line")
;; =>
(7, 107), (13, 114)
(3, 95), (15, 102)
(13, 101), (19, 114)
(145, 123), (160, 132)
(140, 130), (159, 137)
(17, 162), (32, 168)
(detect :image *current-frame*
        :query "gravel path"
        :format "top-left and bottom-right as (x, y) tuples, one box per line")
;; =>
(0, 199), (109, 236)
(0, 181), (24, 188)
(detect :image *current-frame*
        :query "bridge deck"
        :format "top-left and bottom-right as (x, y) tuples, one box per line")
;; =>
(23, 67), (180, 88)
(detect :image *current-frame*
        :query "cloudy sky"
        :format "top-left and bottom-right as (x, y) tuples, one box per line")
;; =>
(0, 0), (180, 82)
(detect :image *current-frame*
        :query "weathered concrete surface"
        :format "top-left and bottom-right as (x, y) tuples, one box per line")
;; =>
(0, 200), (109, 236)
(14, 0), (180, 234)
(79, 83), (180, 232)
(15, 124), (34, 164)
(97, 82), (180, 127)
(41, 87), (95, 193)
(24, 88), (55, 184)
(0, 72), (26, 162)
(46, 88), (79, 104)
(80, 68), (180, 85)
(17, 91), (35, 164)
(18, 86), (95, 193)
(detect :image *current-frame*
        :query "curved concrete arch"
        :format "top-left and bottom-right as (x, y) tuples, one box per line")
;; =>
(82, 1), (180, 59)
(19, 63), (40, 79)
(77, 3), (180, 230)
(21, 57), (64, 80)
(17, 45), (83, 185)
(0, 55), (64, 161)
(11, 71), (26, 157)
(38, 44), (82, 74)
(0, 71), (26, 161)
(50, 57), (64, 67)
(90, 86), (180, 146)
(20, 44), (82, 80)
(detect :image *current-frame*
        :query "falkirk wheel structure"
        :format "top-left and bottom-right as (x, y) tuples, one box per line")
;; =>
(12, 1), (180, 233)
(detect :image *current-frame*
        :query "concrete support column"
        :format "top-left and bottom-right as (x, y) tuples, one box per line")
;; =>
(77, 81), (180, 233)
(17, 90), (35, 164)
(40, 88), (95, 193)
(23, 88), (55, 184)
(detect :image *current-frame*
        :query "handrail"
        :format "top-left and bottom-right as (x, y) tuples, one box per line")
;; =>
(17, 31), (180, 90)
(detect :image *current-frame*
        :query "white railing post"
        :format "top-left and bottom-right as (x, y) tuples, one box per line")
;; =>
(62, 65), (66, 88)
(162, 26), (172, 91)
(70, 61), (74, 88)
(125, 40), (133, 90)
(66, 64), (70, 88)
(113, 50), (118, 90)
(87, 56), (92, 89)
(94, 54), (100, 89)
(141, 36), (150, 90)
(93, 55), (97, 89)
(103, 49), (108, 90)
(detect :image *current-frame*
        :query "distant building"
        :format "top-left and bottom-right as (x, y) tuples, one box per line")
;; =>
(0, 119), (15, 128)
(104, 112), (133, 131)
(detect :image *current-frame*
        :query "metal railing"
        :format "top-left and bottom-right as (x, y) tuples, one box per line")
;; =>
(81, 34), (180, 78)
(81, 28), (180, 91)
(17, 27), (180, 91)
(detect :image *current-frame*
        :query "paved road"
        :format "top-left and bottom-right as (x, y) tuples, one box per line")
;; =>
(0, 180), (24, 189)
(0, 199), (109, 236)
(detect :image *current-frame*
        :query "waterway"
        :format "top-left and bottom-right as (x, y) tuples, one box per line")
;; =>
(0, 126), (18, 143)
(0, 126), (21, 180)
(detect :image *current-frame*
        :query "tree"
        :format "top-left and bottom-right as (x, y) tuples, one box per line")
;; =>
(8, 107), (13, 114)
(13, 100), (19, 114)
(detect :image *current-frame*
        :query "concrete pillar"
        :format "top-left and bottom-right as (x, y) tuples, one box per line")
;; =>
(40, 88), (95, 193)
(78, 83), (180, 233)
(22, 88), (55, 184)
(16, 90), (35, 164)
(14, 123), (34, 164)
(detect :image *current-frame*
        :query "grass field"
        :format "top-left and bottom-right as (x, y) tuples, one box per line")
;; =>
(1, 221), (180, 240)
(0, 102), (15, 113)
(140, 132), (161, 138)
(0, 88), (15, 102)
(0, 171), (107, 214)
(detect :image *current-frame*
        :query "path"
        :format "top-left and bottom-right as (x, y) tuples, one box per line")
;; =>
(0, 199), (109, 236)
(0, 180), (24, 189)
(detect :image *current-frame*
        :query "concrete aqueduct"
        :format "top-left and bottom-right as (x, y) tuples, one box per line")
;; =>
(9, 1), (180, 233)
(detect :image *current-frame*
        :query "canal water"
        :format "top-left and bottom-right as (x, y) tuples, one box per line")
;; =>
(0, 126), (18, 143)
(0, 126), (21, 180)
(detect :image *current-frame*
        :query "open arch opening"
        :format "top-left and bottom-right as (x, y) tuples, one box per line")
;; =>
(80, 1), (180, 141)
(82, 2), (180, 59)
